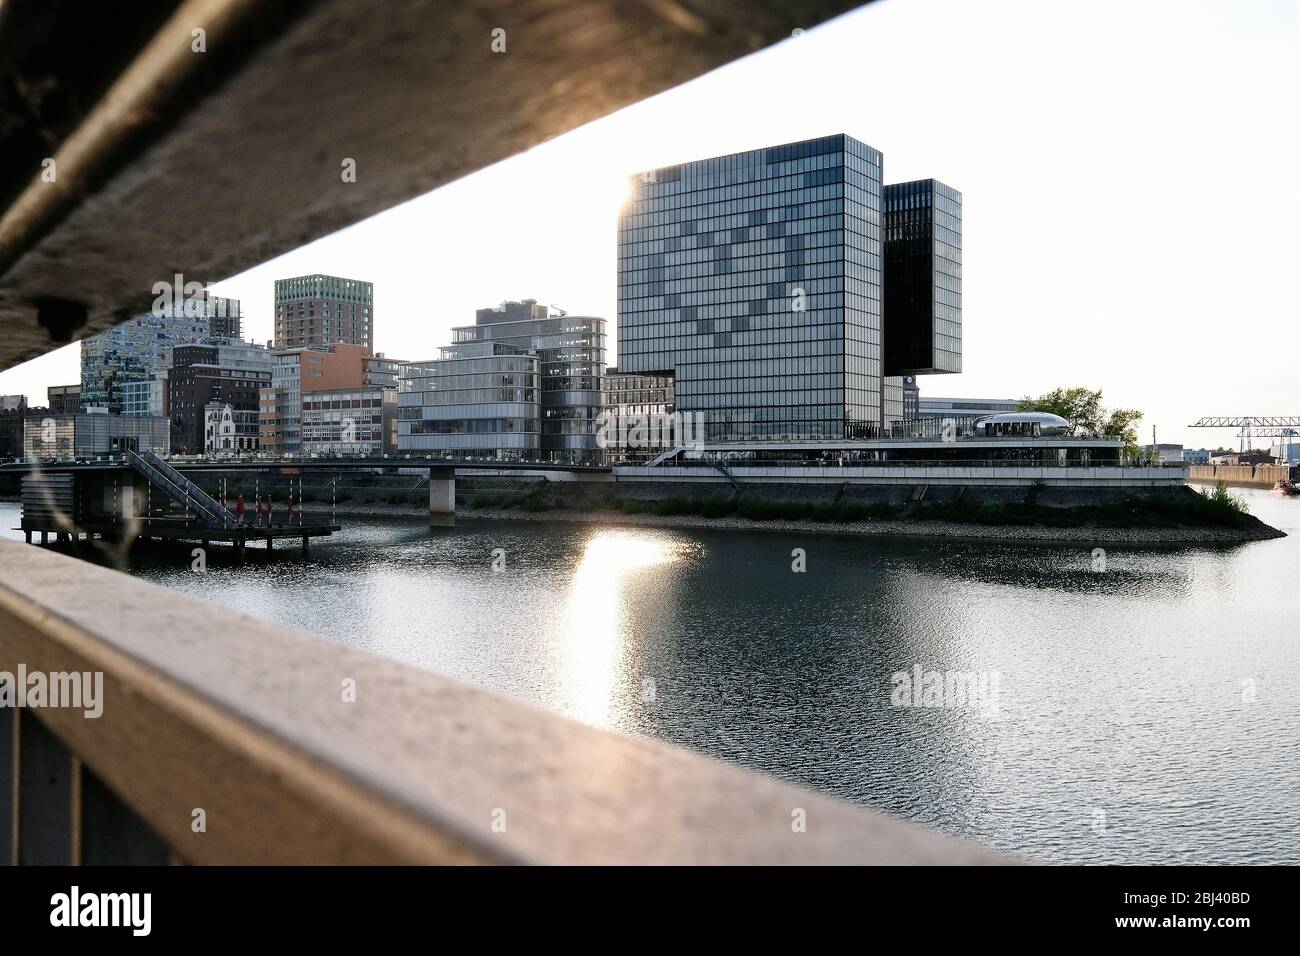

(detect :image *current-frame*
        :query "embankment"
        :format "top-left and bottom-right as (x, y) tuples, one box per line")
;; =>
(287, 475), (1283, 545)
(1188, 463), (1296, 488)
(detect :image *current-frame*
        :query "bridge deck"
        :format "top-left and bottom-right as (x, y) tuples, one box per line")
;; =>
(0, 457), (611, 474)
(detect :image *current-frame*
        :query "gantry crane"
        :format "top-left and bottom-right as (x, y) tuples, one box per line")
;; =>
(1188, 417), (1300, 454)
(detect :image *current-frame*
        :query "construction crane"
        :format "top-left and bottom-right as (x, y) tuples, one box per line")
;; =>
(1188, 417), (1300, 454)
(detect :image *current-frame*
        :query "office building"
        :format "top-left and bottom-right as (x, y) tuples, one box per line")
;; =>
(399, 299), (604, 463)
(0, 395), (26, 458)
(398, 342), (541, 460)
(1142, 443), (1184, 462)
(894, 395), (1021, 439)
(916, 396), (1020, 420)
(618, 134), (961, 441)
(22, 411), (169, 460)
(120, 374), (168, 417)
(603, 369), (676, 462)
(204, 295), (243, 339)
(274, 274), (373, 350)
(47, 384), (81, 415)
(169, 342), (272, 453)
(258, 343), (374, 455)
(79, 308), (210, 413)
(883, 179), (962, 375)
(300, 387), (397, 456)
(468, 301), (604, 464)
(1269, 436), (1299, 463)
(363, 353), (405, 388)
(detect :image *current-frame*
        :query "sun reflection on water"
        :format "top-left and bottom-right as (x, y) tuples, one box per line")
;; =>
(560, 530), (686, 727)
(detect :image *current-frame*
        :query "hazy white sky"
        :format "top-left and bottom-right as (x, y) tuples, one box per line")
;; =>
(3, 0), (1296, 447)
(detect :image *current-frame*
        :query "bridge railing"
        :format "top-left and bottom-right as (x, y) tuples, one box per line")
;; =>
(658, 458), (1189, 469)
(0, 538), (1002, 865)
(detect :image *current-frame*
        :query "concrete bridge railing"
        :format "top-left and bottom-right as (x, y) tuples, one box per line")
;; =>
(0, 538), (1003, 865)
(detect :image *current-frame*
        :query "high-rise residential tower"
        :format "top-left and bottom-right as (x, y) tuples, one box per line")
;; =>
(273, 274), (373, 350)
(617, 134), (961, 441)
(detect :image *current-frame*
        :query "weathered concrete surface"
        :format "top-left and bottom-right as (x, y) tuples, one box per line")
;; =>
(1189, 463), (1296, 488)
(0, 0), (868, 369)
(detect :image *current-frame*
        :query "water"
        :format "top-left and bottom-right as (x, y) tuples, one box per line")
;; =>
(4, 489), (1298, 864)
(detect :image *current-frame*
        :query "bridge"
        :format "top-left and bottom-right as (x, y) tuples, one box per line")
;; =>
(1, 454), (611, 527)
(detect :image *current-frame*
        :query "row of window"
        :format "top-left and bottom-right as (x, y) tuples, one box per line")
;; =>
(398, 388), (538, 408)
(626, 174), (853, 222)
(619, 193), (861, 240)
(402, 418), (540, 435)
(622, 226), (850, 266)
(620, 265), (872, 302)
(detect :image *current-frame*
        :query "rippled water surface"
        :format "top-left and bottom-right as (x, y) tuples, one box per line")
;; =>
(5, 488), (1297, 864)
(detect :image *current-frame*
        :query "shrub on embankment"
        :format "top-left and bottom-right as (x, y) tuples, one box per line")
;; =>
(196, 472), (1263, 532)
(488, 483), (1263, 531)
(915, 484), (1254, 529)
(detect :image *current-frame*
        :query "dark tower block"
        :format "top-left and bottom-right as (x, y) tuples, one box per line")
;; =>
(883, 179), (962, 377)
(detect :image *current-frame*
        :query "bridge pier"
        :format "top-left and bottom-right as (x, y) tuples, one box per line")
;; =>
(429, 467), (455, 527)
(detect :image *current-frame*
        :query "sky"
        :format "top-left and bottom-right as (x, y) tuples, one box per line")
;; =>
(2, 0), (1296, 448)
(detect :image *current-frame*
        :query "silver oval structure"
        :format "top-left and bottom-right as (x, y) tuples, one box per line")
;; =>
(973, 412), (1073, 437)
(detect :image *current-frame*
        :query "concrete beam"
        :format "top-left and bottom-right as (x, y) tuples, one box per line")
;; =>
(0, 0), (869, 369)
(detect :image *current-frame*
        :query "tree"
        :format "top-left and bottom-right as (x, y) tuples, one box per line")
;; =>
(1018, 387), (1143, 446)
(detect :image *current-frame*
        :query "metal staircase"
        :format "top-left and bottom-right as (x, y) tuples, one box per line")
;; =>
(646, 446), (684, 466)
(714, 463), (742, 490)
(127, 450), (235, 528)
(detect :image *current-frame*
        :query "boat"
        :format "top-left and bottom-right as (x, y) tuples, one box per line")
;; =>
(1273, 479), (1299, 496)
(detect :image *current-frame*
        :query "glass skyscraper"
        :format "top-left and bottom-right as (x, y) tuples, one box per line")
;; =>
(617, 134), (960, 440)
(883, 179), (962, 375)
(398, 342), (541, 459)
(398, 300), (605, 463)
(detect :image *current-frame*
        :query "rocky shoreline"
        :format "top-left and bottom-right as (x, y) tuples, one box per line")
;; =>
(293, 501), (1286, 545)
